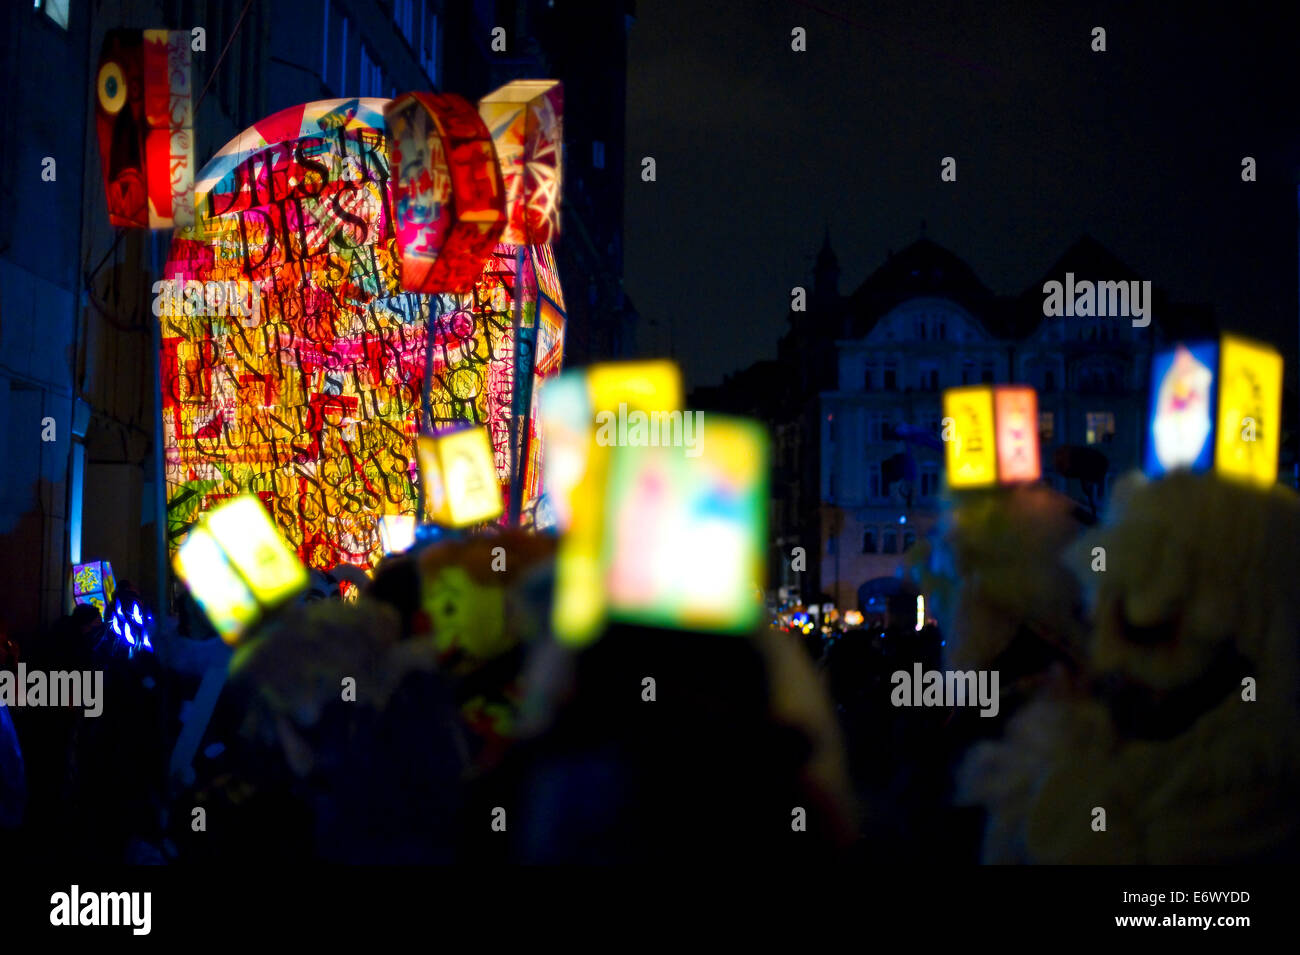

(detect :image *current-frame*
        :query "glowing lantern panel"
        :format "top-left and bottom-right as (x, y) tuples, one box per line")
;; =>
(417, 426), (504, 528)
(478, 80), (563, 245)
(1215, 334), (1282, 486)
(1146, 341), (1218, 476)
(993, 386), (1041, 483)
(602, 415), (768, 634)
(943, 386), (998, 488)
(386, 92), (505, 293)
(72, 560), (116, 618)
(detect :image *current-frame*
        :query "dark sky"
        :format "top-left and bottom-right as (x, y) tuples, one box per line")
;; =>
(623, 0), (1300, 391)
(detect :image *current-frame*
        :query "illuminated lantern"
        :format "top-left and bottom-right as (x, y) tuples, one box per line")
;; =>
(385, 92), (506, 293)
(601, 415), (768, 634)
(417, 425), (504, 527)
(95, 30), (148, 228)
(478, 80), (563, 245)
(95, 29), (193, 228)
(943, 385), (1041, 488)
(174, 495), (309, 644)
(548, 361), (686, 645)
(377, 515), (417, 555)
(108, 590), (155, 656)
(1145, 334), (1282, 486)
(142, 30), (194, 227)
(72, 560), (116, 618)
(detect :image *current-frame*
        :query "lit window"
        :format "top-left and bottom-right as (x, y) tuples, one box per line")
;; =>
(1085, 411), (1115, 445)
(1039, 411), (1055, 442)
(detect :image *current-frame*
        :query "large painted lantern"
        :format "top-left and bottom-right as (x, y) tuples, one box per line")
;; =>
(159, 95), (566, 578)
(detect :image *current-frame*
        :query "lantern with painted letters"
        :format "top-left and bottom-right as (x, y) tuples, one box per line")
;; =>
(385, 92), (505, 293)
(95, 29), (194, 228)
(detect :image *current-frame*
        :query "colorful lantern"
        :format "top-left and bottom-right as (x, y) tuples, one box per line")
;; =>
(377, 515), (417, 555)
(385, 92), (506, 293)
(417, 425), (504, 528)
(601, 415), (768, 634)
(95, 29), (193, 228)
(943, 385), (1041, 488)
(72, 560), (116, 618)
(173, 495), (309, 644)
(477, 80), (563, 245)
(1146, 334), (1283, 486)
(549, 361), (689, 645)
(161, 97), (564, 581)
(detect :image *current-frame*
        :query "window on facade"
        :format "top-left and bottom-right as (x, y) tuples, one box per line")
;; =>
(883, 531), (898, 554)
(921, 470), (937, 497)
(863, 366), (873, 391)
(918, 320), (927, 340)
(869, 463), (881, 499)
(926, 368), (939, 390)
(1039, 411), (1055, 443)
(981, 362), (994, 384)
(862, 530), (877, 554)
(962, 360), (974, 385)
(938, 321), (946, 340)
(1045, 369), (1056, 391)
(1086, 411), (1116, 445)
(903, 531), (916, 551)
(884, 363), (897, 390)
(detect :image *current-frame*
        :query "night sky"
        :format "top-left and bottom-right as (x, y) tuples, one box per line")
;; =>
(623, 0), (1300, 391)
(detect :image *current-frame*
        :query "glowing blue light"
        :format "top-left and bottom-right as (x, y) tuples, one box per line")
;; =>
(112, 616), (121, 635)
(898, 515), (906, 524)
(131, 603), (143, 625)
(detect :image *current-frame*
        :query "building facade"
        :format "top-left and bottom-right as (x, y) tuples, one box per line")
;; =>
(758, 233), (1216, 613)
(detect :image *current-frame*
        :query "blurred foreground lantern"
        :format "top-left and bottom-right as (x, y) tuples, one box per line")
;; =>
(477, 80), (563, 245)
(417, 425), (504, 528)
(546, 361), (684, 645)
(385, 92), (505, 293)
(95, 29), (194, 228)
(943, 385), (1041, 488)
(601, 415), (768, 634)
(1145, 334), (1282, 486)
(174, 495), (309, 644)
(547, 361), (766, 643)
(72, 560), (116, 618)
